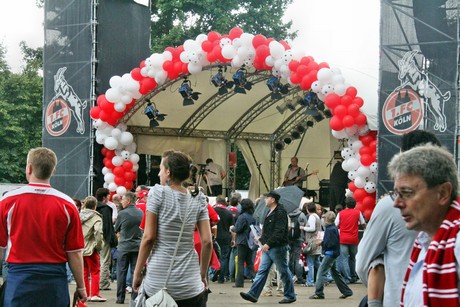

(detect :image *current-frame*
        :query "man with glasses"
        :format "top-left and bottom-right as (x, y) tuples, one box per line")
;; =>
(356, 130), (441, 307)
(389, 144), (460, 306)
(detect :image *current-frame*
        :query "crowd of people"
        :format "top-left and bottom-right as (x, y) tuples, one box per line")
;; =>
(1, 128), (460, 307)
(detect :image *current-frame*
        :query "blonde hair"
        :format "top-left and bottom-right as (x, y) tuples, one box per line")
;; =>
(324, 211), (336, 225)
(27, 147), (57, 180)
(84, 196), (97, 210)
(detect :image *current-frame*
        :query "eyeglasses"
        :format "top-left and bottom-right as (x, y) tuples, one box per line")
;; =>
(389, 189), (416, 201)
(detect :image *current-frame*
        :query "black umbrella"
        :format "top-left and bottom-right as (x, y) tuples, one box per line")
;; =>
(275, 185), (304, 214)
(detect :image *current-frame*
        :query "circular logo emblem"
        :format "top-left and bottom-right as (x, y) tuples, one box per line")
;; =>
(382, 89), (423, 135)
(45, 98), (71, 136)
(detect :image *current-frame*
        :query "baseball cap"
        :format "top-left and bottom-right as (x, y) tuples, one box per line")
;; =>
(137, 190), (149, 198)
(264, 190), (281, 202)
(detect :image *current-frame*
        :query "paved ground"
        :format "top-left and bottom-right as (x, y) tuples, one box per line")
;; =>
(74, 280), (367, 306)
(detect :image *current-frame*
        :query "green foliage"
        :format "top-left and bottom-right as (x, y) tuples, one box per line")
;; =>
(0, 43), (43, 183)
(235, 147), (251, 190)
(150, 0), (296, 52)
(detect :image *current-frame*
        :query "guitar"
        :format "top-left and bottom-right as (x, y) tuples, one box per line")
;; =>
(283, 167), (319, 186)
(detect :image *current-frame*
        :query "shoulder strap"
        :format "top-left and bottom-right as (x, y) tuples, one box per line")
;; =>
(164, 191), (191, 288)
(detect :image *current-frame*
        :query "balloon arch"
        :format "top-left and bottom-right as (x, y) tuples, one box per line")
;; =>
(89, 27), (378, 219)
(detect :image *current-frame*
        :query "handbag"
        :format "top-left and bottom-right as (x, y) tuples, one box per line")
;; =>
(143, 193), (191, 307)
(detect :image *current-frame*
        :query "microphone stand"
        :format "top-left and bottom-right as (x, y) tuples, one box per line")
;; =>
(256, 163), (262, 196)
(326, 156), (334, 176)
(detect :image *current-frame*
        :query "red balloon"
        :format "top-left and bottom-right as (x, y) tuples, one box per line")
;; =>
(296, 65), (308, 78)
(363, 195), (376, 207)
(130, 68), (143, 81)
(103, 158), (114, 169)
(299, 75), (313, 90)
(99, 110), (112, 122)
(255, 45), (270, 59)
(329, 116), (344, 131)
(342, 115), (355, 127)
(346, 86), (358, 98)
(279, 40), (291, 50)
(347, 104), (360, 117)
(353, 97), (364, 107)
(348, 181), (357, 192)
(139, 78), (157, 95)
(369, 140), (377, 152)
(229, 27), (243, 39)
(124, 171), (136, 181)
(353, 188), (366, 201)
(207, 31), (221, 42)
(253, 57), (264, 70)
(139, 60), (146, 68)
(105, 150), (115, 159)
(288, 60), (300, 72)
(340, 95), (353, 107)
(124, 181), (134, 191)
(113, 166), (124, 177)
(90, 106), (101, 120)
(290, 73), (301, 85)
(359, 134), (373, 146)
(101, 147), (108, 156)
(252, 34), (267, 48)
(162, 60), (173, 72)
(360, 154), (373, 166)
(359, 146), (372, 156)
(122, 160), (133, 171)
(300, 56), (312, 66)
(201, 40), (213, 52)
(355, 113), (367, 126)
(363, 208), (373, 221)
(173, 61), (183, 74)
(355, 202), (364, 213)
(334, 105), (347, 118)
(306, 61), (319, 71)
(317, 62), (330, 69)
(114, 176), (125, 186)
(324, 93), (340, 109)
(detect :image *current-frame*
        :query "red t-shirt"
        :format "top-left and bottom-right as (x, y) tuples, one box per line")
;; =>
(0, 183), (84, 263)
(136, 200), (147, 230)
(337, 208), (362, 245)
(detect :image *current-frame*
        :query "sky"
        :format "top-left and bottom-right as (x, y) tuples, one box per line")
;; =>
(0, 0), (380, 120)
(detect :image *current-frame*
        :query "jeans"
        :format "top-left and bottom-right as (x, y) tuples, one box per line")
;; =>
(229, 247), (237, 280)
(218, 241), (232, 283)
(306, 254), (321, 285)
(116, 250), (138, 302)
(288, 240), (303, 281)
(99, 240), (112, 289)
(235, 244), (254, 286)
(315, 255), (353, 298)
(246, 245), (295, 300)
(337, 244), (358, 283)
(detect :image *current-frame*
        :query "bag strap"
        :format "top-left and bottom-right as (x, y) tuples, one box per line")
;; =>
(164, 191), (191, 288)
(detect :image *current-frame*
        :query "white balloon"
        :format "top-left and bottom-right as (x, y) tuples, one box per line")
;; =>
(347, 157), (360, 171)
(94, 119), (108, 130)
(311, 81), (322, 93)
(240, 33), (254, 47)
(130, 154), (140, 164)
(125, 142), (137, 152)
(121, 150), (130, 160)
(231, 55), (244, 68)
(120, 94), (132, 104)
(112, 155), (123, 166)
(334, 83), (347, 96)
(109, 75), (123, 88)
(269, 41), (284, 58)
(348, 171), (358, 181)
(95, 134), (106, 145)
(232, 38), (242, 48)
(265, 56), (275, 67)
(179, 51), (190, 63)
(345, 125), (359, 137)
(114, 102), (126, 112)
(341, 147), (354, 159)
(331, 74), (345, 85)
(317, 68), (333, 83)
(196, 34), (208, 44)
(370, 162), (378, 174)
(364, 181), (377, 193)
(104, 137), (119, 150)
(331, 129), (348, 139)
(116, 186), (127, 196)
(321, 84), (334, 96)
(219, 37), (232, 47)
(102, 167), (110, 175)
(317, 92), (326, 102)
(117, 123), (128, 131)
(105, 88), (121, 103)
(187, 63), (203, 74)
(154, 71), (167, 84)
(150, 53), (165, 68)
(357, 166), (371, 178)
(350, 140), (363, 152)
(120, 132), (133, 146)
(111, 128), (122, 139)
(237, 47), (249, 59)
(108, 182), (117, 192)
(162, 50), (173, 61)
(221, 45), (236, 59)
(358, 125), (370, 136)
(104, 173), (115, 183)
(103, 182), (109, 189)
(132, 164), (139, 172)
(345, 188), (353, 198)
(354, 176), (366, 188)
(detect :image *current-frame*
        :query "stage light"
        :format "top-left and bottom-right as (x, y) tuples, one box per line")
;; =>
(274, 141), (285, 151)
(313, 113), (324, 122)
(304, 91), (320, 116)
(179, 78), (201, 106)
(144, 100), (167, 127)
(211, 66), (234, 95)
(306, 120), (314, 127)
(295, 124), (306, 133)
(276, 99), (296, 114)
(283, 136), (292, 145)
(324, 109), (333, 118)
(267, 76), (289, 100)
(232, 65), (253, 94)
(291, 129), (301, 139)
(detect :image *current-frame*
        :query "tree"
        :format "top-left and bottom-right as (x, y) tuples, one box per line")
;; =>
(150, 0), (296, 52)
(0, 42), (43, 183)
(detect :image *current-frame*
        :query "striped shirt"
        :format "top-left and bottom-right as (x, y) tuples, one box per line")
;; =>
(143, 185), (209, 300)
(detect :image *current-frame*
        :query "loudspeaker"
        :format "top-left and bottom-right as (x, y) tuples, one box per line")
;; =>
(319, 179), (330, 207)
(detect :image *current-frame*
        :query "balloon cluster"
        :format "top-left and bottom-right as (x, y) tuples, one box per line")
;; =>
(89, 27), (377, 210)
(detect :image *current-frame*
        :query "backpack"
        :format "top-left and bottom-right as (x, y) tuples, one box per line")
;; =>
(288, 215), (301, 241)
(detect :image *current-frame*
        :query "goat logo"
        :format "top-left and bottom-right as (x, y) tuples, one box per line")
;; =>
(383, 50), (450, 134)
(45, 67), (87, 136)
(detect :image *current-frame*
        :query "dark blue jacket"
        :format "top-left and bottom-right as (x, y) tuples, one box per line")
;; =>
(322, 223), (340, 258)
(232, 212), (255, 246)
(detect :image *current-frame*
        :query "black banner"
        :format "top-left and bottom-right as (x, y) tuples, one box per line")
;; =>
(377, 0), (459, 195)
(43, 0), (92, 199)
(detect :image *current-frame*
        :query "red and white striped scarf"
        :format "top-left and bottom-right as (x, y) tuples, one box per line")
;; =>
(400, 200), (460, 306)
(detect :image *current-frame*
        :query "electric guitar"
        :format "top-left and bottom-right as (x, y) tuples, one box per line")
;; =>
(283, 167), (319, 186)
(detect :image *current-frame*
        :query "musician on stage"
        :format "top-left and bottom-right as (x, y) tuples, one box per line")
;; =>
(283, 157), (306, 188)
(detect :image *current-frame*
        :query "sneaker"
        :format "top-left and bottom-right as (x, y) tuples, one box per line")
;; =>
(262, 291), (272, 297)
(90, 295), (107, 302)
(276, 291), (284, 297)
(126, 286), (133, 293)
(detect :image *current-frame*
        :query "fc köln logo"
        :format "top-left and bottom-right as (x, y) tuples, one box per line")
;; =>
(45, 67), (87, 136)
(382, 89), (423, 135)
(45, 97), (71, 136)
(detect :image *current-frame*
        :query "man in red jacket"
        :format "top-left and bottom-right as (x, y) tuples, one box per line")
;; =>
(335, 197), (366, 284)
